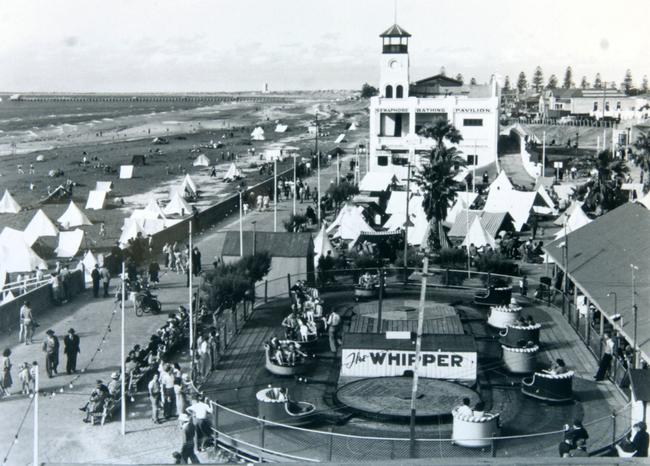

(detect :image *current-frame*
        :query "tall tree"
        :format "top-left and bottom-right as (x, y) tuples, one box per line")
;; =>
(455, 73), (464, 84)
(360, 83), (378, 98)
(562, 66), (574, 89)
(580, 151), (629, 215)
(642, 75), (649, 93)
(503, 75), (511, 91)
(516, 71), (527, 94)
(470, 77), (477, 85)
(633, 133), (650, 175)
(580, 76), (589, 89)
(593, 73), (603, 89)
(547, 74), (559, 89)
(532, 66), (544, 92)
(623, 69), (634, 94)
(414, 120), (465, 251)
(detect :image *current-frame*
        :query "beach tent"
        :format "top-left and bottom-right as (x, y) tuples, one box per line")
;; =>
(462, 217), (497, 249)
(488, 171), (514, 194)
(0, 228), (47, 272)
(554, 200), (584, 226)
(359, 172), (398, 192)
(119, 218), (145, 247)
(55, 229), (84, 258)
(445, 191), (479, 224)
(251, 127), (265, 141)
(552, 183), (576, 204)
(313, 225), (337, 267)
(95, 181), (113, 192)
(193, 154), (210, 167)
(534, 184), (557, 214)
(163, 192), (192, 217)
(131, 155), (146, 166)
(484, 189), (535, 231)
(275, 124), (288, 133)
(335, 133), (346, 144)
(119, 165), (134, 179)
(78, 250), (98, 282)
(326, 204), (374, 242)
(554, 207), (592, 239)
(1, 290), (15, 305)
(36, 154), (45, 162)
(24, 209), (59, 245)
(144, 198), (166, 219)
(383, 192), (429, 246)
(348, 122), (358, 131)
(57, 201), (92, 228)
(85, 190), (106, 210)
(0, 190), (21, 213)
(223, 163), (243, 182)
(181, 174), (198, 197)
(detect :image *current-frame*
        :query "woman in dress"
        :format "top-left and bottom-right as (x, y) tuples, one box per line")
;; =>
(1, 348), (13, 397)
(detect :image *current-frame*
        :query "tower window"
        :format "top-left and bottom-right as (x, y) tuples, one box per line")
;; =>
(396, 85), (404, 98)
(463, 118), (483, 127)
(593, 101), (598, 111)
(385, 85), (393, 98)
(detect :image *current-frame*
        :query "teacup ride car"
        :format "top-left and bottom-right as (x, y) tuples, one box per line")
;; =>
(264, 341), (312, 376)
(451, 408), (501, 448)
(474, 286), (512, 306)
(499, 323), (541, 348)
(354, 284), (379, 301)
(487, 304), (523, 329)
(256, 387), (316, 426)
(521, 371), (574, 402)
(501, 344), (539, 374)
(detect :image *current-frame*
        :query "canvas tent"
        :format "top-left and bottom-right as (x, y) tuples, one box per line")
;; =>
(193, 154), (210, 167)
(181, 174), (198, 198)
(554, 200), (584, 226)
(313, 225), (337, 267)
(0, 190), (21, 213)
(275, 124), (288, 133)
(348, 122), (358, 131)
(79, 250), (99, 282)
(143, 198), (166, 219)
(0, 228), (46, 272)
(85, 190), (106, 210)
(383, 192), (430, 246)
(326, 204), (374, 242)
(251, 127), (265, 140)
(461, 217), (497, 249)
(119, 165), (134, 179)
(163, 192), (192, 217)
(639, 191), (650, 210)
(57, 201), (92, 228)
(359, 172), (398, 192)
(24, 209), (59, 245)
(445, 192), (479, 224)
(95, 181), (113, 192)
(335, 133), (346, 144)
(484, 189), (535, 231)
(554, 207), (592, 239)
(223, 163), (243, 182)
(119, 218), (145, 247)
(56, 229), (84, 258)
(488, 171), (514, 194)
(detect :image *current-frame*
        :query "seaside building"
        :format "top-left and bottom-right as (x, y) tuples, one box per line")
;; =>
(539, 88), (650, 121)
(368, 24), (500, 180)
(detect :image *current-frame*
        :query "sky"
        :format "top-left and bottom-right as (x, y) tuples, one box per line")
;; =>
(1, 0), (649, 92)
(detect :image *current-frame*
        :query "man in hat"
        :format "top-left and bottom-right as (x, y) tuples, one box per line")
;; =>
(91, 264), (101, 298)
(108, 372), (121, 397)
(42, 330), (58, 378)
(82, 380), (110, 423)
(63, 328), (80, 374)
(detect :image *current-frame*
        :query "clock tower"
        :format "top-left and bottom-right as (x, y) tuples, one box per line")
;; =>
(379, 24), (411, 99)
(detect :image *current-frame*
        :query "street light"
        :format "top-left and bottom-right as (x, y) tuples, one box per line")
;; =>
(238, 185), (246, 257)
(631, 264), (639, 368)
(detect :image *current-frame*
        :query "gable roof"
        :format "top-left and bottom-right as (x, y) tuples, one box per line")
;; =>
(414, 74), (463, 87)
(544, 203), (650, 360)
(461, 217), (497, 249)
(448, 210), (514, 238)
(379, 24), (411, 37)
(221, 231), (313, 258)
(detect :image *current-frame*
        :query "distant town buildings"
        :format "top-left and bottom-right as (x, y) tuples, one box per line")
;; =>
(539, 88), (650, 121)
(368, 24), (500, 179)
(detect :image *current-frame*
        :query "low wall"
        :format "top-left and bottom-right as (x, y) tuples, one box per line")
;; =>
(0, 270), (85, 335)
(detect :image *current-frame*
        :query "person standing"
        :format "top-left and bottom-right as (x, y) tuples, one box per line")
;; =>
(148, 373), (162, 423)
(149, 260), (160, 286)
(192, 247), (202, 276)
(63, 328), (80, 374)
(160, 364), (176, 419)
(19, 301), (34, 345)
(100, 265), (111, 298)
(186, 396), (213, 452)
(595, 332), (615, 381)
(326, 309), (342, 355)
(91, 264), (101, 298)
(197, 335), (210, 381)
(179, 413), (200, 463)
(42, 330), (58, 378)
(1, 348), (13, 397)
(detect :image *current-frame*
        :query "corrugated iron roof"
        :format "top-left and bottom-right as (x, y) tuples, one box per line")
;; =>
(448, 210), (514, 238)
(221, 231), (313, 258)
(544, 203), (650, 359)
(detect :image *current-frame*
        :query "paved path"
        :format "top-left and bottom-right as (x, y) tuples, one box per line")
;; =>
(0, 134), (360, 465)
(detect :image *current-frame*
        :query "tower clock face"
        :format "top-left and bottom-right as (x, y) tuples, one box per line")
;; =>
(389, 59), (400, 70)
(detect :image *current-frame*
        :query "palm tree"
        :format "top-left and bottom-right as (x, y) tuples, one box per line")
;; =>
(413, 119), (466, 251)
(633, 133), (650, 175)
(579, 150), (629, 215)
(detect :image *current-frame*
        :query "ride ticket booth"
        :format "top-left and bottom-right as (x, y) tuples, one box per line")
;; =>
(340, 332), (477, 382)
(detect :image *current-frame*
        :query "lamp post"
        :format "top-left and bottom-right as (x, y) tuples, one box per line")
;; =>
(631, 264), (639, 368)
(403, 162), (412, 283)
(238, 186), (246, 257)
(120, 261), (126, 436)
(274, 158), (278, 232)
(293, 154), (297, 216)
